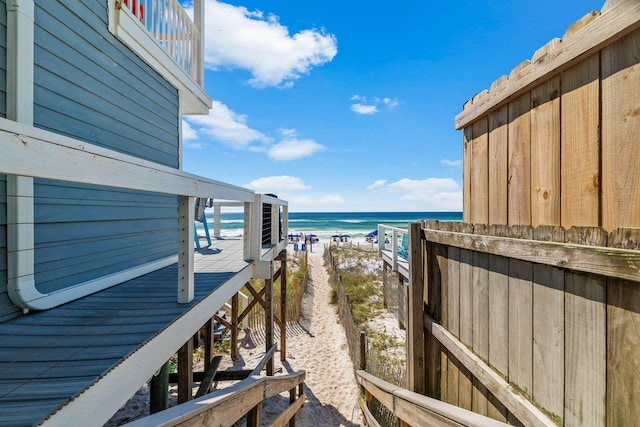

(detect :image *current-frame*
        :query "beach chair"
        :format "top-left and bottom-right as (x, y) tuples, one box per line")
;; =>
(398, 233), (409, 260)
(194, 197), (211, 249)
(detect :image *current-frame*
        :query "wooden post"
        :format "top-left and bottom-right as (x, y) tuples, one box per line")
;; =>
(204, 319), (212, 372)
(149, 361), (170, 413)
(289, 387), (297, 427)
(178, 338), (193, 404)
(360, 331), (366, 370)
(280, 252), (287, 361)
(407, 222), (425, 394)
(178, 195), (194, 303)
(231, 293), (239, 359)
(265, 263), (274, 376)
(247, 402), (263, 427)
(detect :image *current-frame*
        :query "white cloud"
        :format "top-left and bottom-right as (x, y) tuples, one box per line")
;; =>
(181, 119), (205, 148)
(244, 176), (311, 193)
(193, 1), (337, 88)
(351, 104), (378, 115)
(373, 177), (462, 210)
(441, 159), (462, 166)
(185, 101), (271, 150)
(383, 98), (399, 108)
(367, 179), (387, 190)
(182, 119), (198, 141)
(350, 95), (399, 115)
(267, 129), (325, 161)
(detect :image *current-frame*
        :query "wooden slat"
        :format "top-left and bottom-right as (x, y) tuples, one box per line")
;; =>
(507, 93), (531, 226)
(360, 398), (382, 427)
(270, 392), (306, 427)
(447, 353), (460, 406)
(195, 356), (222, 398)
(563, 227), (606, 427)
(447, 246), (460, 338)
(458, 364), (473, 411)
(422, 228), (640, 282)
(508, 258), (533, 398)
(601, 28), (640, 230)
(471, 119), (489, 224)
(532, 263), (564, 421)
(530, 76), (561, 227)
(560, 54), (600, 228)
(473, 379), (489, 416)
(455, 0), (640, 129)
(463, 128), (472, 223)
(488, 105), (508, 225)
(488, 250), (509, 377)
(472, 250), (489, 363)
(458, 248), (473, 347)
(607, 228), (640, 426)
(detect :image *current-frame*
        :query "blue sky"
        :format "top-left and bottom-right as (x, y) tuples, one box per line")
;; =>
(182, 0), (604, 213)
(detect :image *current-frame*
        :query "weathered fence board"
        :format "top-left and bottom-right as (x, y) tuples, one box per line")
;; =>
(459, 249), (473, 347)
(532, 263), (565, 422)
(471, 119), (489, 224)
(607, 229), (640, 426)
(530, 76), (561, 227)
(463, 128), (472, 224)
(601, 28), (640, 230)
(508, 258), (533, 398)
(564, 227), (606, 427)
(472, 251), (489, 363)
(507, 94), (531, 226)
(488, 106), (508, 225)
(560, 54), (600, 228)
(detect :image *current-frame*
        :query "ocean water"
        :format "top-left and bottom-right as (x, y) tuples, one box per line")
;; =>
(202, 211), (462, 240)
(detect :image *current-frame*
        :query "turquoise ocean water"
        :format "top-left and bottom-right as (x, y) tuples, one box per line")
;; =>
(205, 211), (462, 240)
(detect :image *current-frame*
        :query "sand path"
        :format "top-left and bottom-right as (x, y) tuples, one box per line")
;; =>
(261, 248), (363, 426)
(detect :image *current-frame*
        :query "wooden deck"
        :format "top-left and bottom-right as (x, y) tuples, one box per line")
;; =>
(0, 238), (250, 426)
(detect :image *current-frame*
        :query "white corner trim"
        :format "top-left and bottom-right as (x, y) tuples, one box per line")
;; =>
(9, 256), (178, 311)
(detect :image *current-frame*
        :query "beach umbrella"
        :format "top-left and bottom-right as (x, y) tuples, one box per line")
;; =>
(365, 230), (378, 238)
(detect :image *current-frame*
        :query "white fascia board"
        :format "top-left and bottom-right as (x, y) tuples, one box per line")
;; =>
(41, 265), (253, 426)
(0, 117), (255, 202)
(110, 2), (211, 115)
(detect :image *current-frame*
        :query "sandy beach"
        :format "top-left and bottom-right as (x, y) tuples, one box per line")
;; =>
(108, 243), (366, 426)
(258, 247), (364, 426)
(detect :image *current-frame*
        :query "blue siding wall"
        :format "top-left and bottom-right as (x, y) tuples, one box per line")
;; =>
(25, 1), (180, 299)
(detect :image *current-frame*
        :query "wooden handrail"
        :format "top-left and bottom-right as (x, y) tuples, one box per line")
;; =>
(356, 370), (508, 427)
(126, 370), (306, 427)
(251, 344), (277, 377)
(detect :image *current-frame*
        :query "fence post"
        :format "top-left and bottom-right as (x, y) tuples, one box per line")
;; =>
(360, 331), (367, 370)
(407, 221), (425, 394)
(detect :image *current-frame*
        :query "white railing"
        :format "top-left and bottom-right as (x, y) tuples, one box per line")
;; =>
(1, 117), (288, 309)
(120, 0), (203, 84)
(378, 224), (409, 274)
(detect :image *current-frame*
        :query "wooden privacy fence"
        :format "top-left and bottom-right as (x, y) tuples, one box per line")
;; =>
(414, 220), (640, 427)
(455, 0), (640, 231)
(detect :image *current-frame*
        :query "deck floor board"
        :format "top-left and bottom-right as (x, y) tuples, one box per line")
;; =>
(0, 238), (248, 426)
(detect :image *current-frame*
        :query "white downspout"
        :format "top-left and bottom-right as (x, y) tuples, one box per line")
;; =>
(6, 0), (35, 313)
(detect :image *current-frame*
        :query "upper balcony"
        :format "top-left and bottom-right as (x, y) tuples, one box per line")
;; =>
(109, 0), (211, 114)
